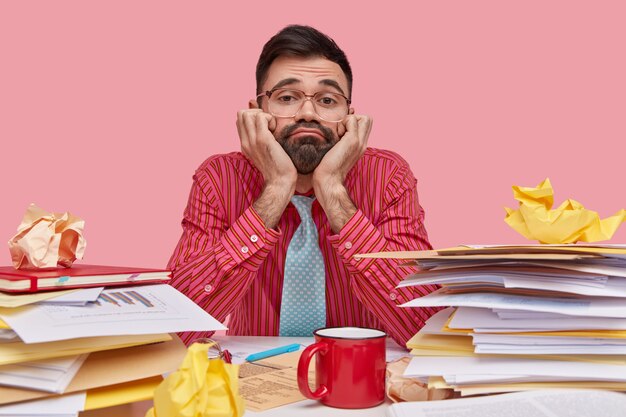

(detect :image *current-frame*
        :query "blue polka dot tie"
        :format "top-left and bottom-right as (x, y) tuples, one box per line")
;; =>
(279, 195), (327, 336)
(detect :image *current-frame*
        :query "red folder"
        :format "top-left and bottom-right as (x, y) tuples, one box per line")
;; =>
(0, 265), (171, 293)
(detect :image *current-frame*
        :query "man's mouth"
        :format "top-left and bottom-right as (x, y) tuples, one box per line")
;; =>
(289, 128), (327, 141)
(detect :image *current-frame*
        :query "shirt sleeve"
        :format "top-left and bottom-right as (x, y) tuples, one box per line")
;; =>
(328, 160), (440, 347)
(167, 162), (279, 343)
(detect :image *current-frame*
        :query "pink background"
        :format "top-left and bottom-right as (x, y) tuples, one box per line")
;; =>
(1, 1), (625, 268)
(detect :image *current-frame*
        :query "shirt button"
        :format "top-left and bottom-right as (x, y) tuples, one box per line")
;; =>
(250, 234), (258, 243)
(344, 241), (353, 249)
(241, 246), (249, 254)
(204, 284), (213, 293)
(389, 292), (397, 301)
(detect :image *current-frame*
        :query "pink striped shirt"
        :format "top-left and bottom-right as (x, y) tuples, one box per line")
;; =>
(168, 147), (439, 347)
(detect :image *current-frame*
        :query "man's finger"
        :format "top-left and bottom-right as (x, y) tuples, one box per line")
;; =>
(268, 115), (277, 133)
(242, 112), (259, 146)
(345, 115), (358, 134)
(356, 115), (372, 142)
(255, 112), (273, 137)
(236, 110), (246, 142)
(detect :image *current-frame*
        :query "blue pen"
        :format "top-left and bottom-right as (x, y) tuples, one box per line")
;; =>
(245, 343), (301, 362)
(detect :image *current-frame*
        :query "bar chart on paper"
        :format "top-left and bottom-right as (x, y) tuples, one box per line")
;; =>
(42, 287), (171, 320)
(96, 290), (155, 308)
(0, 284), (226, 343)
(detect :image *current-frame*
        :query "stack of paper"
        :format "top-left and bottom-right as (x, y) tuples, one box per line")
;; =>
(0, 281), (227, 415)
(358, 244), (626, 396)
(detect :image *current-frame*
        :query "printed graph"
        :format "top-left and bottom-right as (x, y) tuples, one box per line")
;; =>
(96, 290), (154, 307)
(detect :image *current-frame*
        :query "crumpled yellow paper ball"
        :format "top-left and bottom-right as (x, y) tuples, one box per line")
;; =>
(8, 203), (86, 269)
(504, 178), (626, 244)
(146, 342), (244, 417)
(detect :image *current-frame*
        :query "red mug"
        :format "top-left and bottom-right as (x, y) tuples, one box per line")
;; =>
(297, 327), (386, 409)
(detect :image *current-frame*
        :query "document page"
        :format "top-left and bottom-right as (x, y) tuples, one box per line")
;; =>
(386, 389), (626, 417)
(401, 291), (626, 318)
(238, 351), (314, 413)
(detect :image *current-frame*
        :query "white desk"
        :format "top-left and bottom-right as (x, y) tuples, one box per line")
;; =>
(81, 399), (390, 417)
(81, 335), (407, 417)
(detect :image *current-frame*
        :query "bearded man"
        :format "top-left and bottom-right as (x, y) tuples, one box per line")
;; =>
(168, 25), (438, 347)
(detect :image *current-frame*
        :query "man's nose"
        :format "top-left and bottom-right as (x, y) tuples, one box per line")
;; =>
(294, 98), (320, 122)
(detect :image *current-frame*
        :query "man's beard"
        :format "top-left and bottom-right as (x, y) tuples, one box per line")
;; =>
(275, 122), (338, 175)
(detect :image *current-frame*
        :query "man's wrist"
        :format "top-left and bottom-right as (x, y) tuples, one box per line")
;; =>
(253, 182), (294, 229)
(314, 179), (357, 233)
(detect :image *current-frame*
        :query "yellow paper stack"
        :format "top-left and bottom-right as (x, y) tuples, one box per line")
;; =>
(0, 204), (227, 414)
(0, 302), (186, 412)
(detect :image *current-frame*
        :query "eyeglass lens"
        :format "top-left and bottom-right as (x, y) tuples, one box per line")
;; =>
(267, 89), (348, 122)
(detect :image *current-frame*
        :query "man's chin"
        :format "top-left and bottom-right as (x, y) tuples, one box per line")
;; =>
(290, 153), (323, 175)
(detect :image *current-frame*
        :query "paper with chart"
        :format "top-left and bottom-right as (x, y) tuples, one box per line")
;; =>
(0, 284), (226, 343)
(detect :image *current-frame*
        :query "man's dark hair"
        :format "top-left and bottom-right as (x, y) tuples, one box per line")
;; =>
(256, 25), (353, 97)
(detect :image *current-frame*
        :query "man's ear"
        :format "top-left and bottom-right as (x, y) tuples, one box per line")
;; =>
(349, 107), (355, 115)
(249, 99), (259, 109)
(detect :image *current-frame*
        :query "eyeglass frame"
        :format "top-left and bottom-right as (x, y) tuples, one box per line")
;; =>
(256, 88), (352, 122)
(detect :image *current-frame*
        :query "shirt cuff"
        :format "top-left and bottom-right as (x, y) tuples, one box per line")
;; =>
(217, 206), (280, 271)
(328, 209), (388, 271)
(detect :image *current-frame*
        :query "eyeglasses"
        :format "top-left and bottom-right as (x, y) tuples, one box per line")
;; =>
(257, 88), (351, 123)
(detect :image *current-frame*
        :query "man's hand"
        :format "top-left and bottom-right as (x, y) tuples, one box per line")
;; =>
(312, 115), (373, 233)
(237, 109), (297, 229)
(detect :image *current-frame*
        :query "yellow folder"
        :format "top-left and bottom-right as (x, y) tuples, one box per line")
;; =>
(84, 375), (163, 410)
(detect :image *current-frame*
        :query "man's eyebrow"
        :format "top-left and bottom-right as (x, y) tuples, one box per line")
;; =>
(319, 79), (346, 95)
(269, 78), (347, 96)
(270, 78), (300, 90)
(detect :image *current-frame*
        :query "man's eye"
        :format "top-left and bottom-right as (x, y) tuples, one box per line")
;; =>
(277, 95), (298, 103)
(318, 96), (338, 106)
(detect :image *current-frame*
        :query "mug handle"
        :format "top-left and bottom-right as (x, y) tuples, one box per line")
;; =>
(297, 341), (330, 400)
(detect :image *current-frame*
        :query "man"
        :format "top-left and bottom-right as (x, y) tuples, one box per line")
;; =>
(168, 25), (438, 346)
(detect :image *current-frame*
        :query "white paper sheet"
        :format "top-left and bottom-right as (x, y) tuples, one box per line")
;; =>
(36, 287), (103, 305)
(447, 373), (623, 384)
(471, 333), (626, 346)
(0, 354), (87, 393)
(400, 271), (608, 287)
(449, 307), (626, 331)
(423, 258), (626, 272)
(0, 284), (226, 343)
(492, 309), (572, 319)
(404, 356), (626, 381)
(386, 389), (626, 417)
(503, 276), (626, 297)
(402, 291), (626, 318)
(474, 344), (626, 355)
(0, 392), (85, 415)
(418, 307), (454, 335)
(0, 329), (17, 341)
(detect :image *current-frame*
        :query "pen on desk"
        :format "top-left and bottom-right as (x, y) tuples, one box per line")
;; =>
(245, 343), (301, 362)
